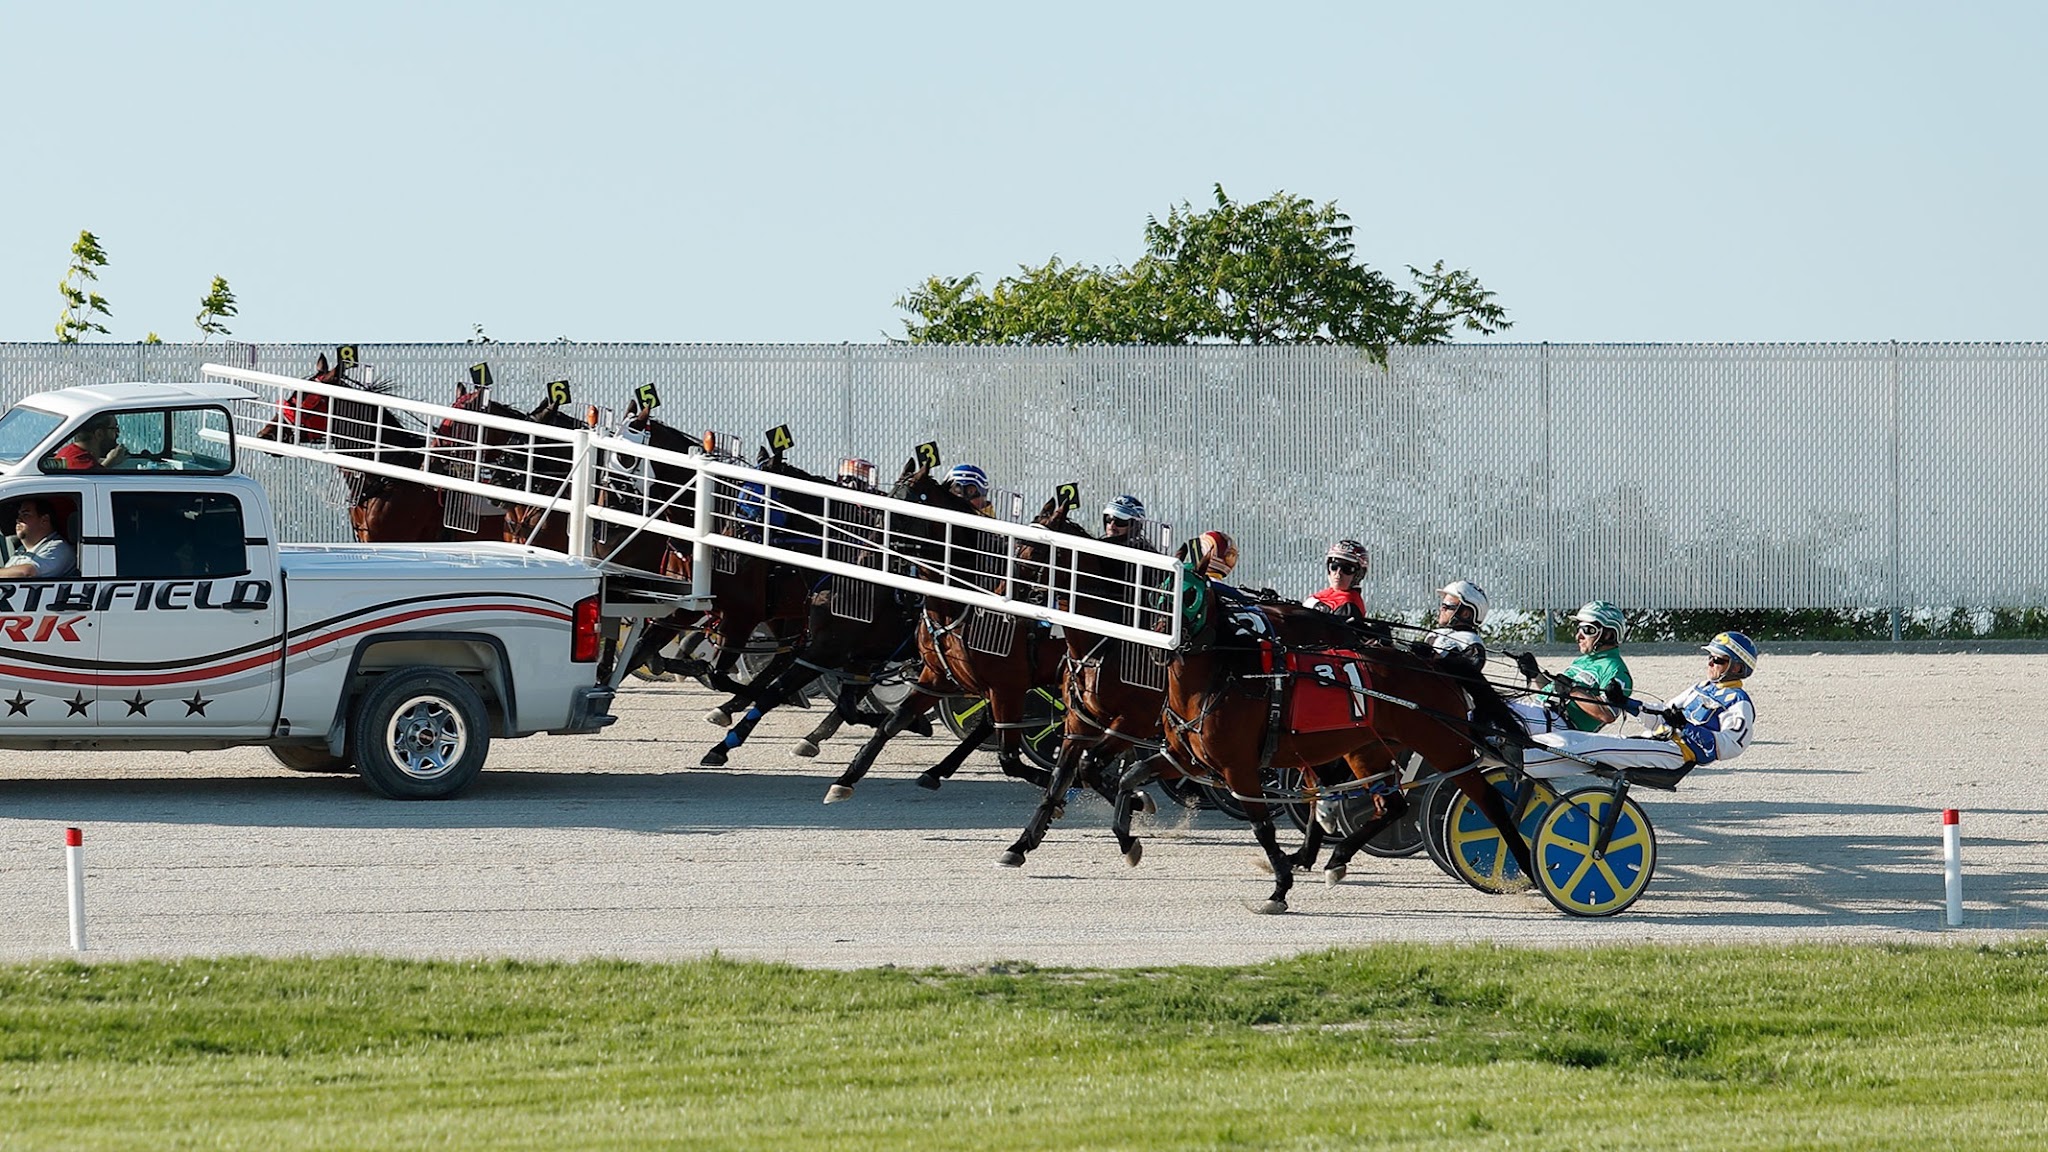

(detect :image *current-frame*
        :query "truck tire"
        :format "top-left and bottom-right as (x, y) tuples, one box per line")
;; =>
(351, 667), (491, 800)
(269, 746), (354, 774)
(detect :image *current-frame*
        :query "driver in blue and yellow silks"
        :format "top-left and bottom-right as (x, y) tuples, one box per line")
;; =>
(1522, 631), (1759, 776)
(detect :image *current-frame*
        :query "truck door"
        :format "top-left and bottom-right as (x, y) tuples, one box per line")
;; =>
(96, 487), (282, 735)
(0, 488), (98, 735)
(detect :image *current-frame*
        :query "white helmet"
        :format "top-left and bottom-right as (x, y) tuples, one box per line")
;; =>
(1437, 580), (1488, 624)
(1574, 600), (1627, 643)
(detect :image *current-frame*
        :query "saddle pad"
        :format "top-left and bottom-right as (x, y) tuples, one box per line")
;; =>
(1286, 650), (1375, 734)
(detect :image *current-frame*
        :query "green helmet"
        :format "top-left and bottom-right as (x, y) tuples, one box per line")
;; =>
(1573, 600), (1627, 643)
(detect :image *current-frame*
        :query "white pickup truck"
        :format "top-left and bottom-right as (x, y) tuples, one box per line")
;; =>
(0, 381), (628, 799)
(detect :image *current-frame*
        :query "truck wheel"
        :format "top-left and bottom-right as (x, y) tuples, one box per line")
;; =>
(269, 746), (354, 774)
(351, 668), (491, 800)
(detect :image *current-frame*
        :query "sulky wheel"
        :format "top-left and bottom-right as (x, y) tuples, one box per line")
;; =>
(1360, 790), (1428, 858)
(1017, 685), (1069, 771)
(1443, 769), (1561, 895)
(1533, 787), (1658, 917)
(1418, 776), (1465, 878)
(938, 694), (1002, 751)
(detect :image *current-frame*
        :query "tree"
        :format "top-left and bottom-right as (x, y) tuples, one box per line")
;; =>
(194, 275), (237, 342)
(897, 185), (1509, 360)
(55, 230), (113, 343)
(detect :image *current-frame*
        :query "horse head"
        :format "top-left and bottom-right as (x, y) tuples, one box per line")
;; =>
(258, 353), (343, 444)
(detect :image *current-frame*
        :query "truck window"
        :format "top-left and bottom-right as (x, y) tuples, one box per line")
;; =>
(0, 407), (65, 466)
(112, 491), (249, 579)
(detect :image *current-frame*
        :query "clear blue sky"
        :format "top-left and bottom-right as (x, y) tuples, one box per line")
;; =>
(4, 1), (2041, 345)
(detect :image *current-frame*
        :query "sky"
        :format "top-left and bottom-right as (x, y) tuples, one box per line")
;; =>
(3, 1), (2042, 346)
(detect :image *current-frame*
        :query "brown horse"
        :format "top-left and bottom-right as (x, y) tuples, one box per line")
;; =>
(603, 408), (821, 696)
(997, 510), (1183, 868)
(824, 486), (1077, 801)
(698, 457), (939, 769)
(1158, 582), (1531, 913)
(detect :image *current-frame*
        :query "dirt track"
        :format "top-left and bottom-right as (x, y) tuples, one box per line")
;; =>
(1, 653), (2041, 967)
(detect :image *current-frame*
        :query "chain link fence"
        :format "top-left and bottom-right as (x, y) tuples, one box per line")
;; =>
(4, 340), (2037, 621)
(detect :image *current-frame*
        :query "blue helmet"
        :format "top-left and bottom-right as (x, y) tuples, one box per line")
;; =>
(1103, 494), (1145, 522)
(1703, 631), (1760, 679)
(946, 463), (988, 495)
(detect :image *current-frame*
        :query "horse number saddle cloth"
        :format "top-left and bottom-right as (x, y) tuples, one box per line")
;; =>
(1285, 650), (1377, 734)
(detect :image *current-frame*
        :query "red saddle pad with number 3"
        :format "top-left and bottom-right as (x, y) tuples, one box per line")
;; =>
(1286, 651), (1375, 734)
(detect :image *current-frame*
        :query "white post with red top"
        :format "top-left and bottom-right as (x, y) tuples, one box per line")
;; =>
(64, 827), (86, 950)
(1942, 810), (1963, 928)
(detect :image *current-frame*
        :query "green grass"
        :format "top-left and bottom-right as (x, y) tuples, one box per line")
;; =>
(4, 944), (2047, 1149)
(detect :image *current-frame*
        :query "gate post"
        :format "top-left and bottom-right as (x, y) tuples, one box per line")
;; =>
(691, 449), (716, 605)
(567, 428), (593, 559)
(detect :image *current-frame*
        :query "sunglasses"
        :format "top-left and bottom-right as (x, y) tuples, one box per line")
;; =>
(1706, 655), (1730, 666)
(1327, 561), (1359, 575)
(1439, 601), (1462, 612)
(1576, 623), (1604, 636)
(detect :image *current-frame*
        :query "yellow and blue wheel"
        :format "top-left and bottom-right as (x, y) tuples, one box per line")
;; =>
(1444, 770), (1560, 894)
(1533, 788), (1658, 917)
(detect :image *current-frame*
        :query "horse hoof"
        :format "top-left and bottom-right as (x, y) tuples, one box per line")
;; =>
(996, 851), (1025, 868)
(706, 708), (732, 727)
(1134, 792), (1156, 816)
(794, 740), (819, 758)
(823, 784), (853, 804)
(1253, 899), (1289, 916)
(915, 772), (942, 791)
(1124, 841), (1143, 868)
(1324, 866), (1348, 886)
(700, 746), (729, 767)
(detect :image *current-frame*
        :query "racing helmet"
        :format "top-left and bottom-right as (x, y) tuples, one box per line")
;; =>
(1703, 631), (1760, 679)
(1325, 539), (1369, 573)
(1195, 530), (1239, 579)
(1437, 580), (1489, 624)
(837, 457), (878, 490)
(1574, 600), (1628, 644)
(946, 463), (989, 496)
(1103, 494), (1145, 523)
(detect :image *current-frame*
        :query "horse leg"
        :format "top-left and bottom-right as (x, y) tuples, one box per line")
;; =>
(824, 691), (944, 803)
(795, 682), (866, 758)
(996, 737), (1090, 868)
(1249, 814), (1296, 915)
(1319, 790), (1410, 885)
(916, 715), (992, 790)
(708, 650), (797, 726)
(700, 663), (803, 766)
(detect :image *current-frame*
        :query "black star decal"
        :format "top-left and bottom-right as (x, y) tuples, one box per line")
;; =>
(5, 691), (30, 716)
(65, 691), (91, 717)
(123, 691), (151, 716)
(183, 691), (211, 717)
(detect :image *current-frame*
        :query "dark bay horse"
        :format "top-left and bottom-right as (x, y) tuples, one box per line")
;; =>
(698, 458), (939, 770)
(602, 408), (823, 695)
(1158, 584), (1531, 913)
(824, 488), (1079, 802)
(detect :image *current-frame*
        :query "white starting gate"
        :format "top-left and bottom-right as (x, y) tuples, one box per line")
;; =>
(204, 364), (1185, 650)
